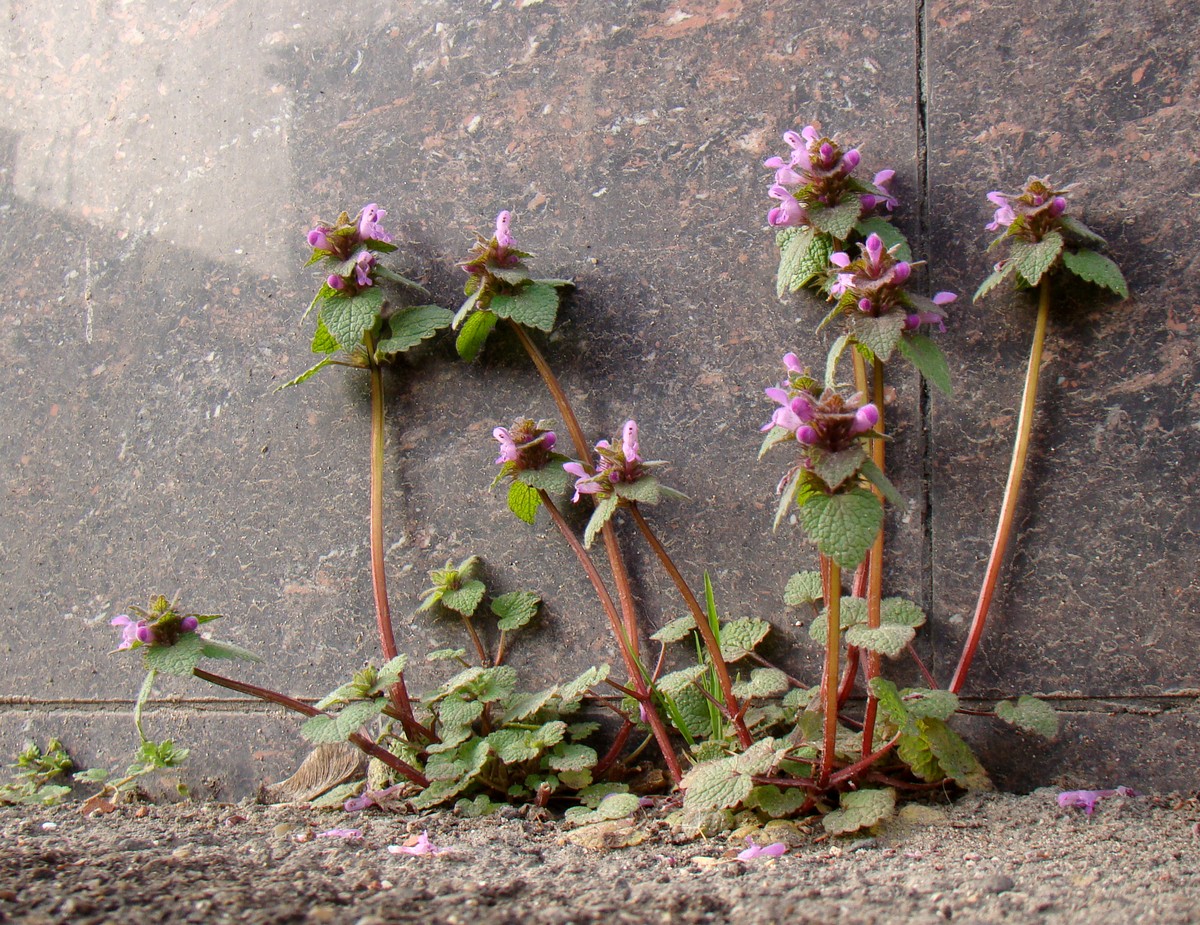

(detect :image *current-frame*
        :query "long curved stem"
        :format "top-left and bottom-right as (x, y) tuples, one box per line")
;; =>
(507, 320), (641, 657)
(819, 561), (842, 787)
(537, 489), (683, 783)
(627, 503), (752, 747)
(950, 279), (1051, 693)
(365, 345), (421, 740)
(861, 356), (886, 756)
(192, 667), (429, 787)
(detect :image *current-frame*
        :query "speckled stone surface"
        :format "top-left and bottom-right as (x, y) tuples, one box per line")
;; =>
(0, 1), (1195, 793)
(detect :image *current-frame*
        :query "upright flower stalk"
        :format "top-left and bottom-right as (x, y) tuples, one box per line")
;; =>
(951, 177), (1127, 693)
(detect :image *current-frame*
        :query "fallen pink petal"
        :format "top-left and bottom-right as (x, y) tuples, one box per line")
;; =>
(1057, 786), (1136, 814)
(387, 831), (449, 856)
(737, 837), (788, 861)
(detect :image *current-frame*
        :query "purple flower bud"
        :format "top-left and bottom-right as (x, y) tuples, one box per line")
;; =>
(180, 615), (199, 633)
(818, 142), (834, 164)
(829, 252), (851, 269)
(307, 228), (333, 250)
(796, 425), (819, 445)
(357, 203), (391, 243)
(865, 233), (884, 268)
(842, 148), (861, 170)
(891, 261), (911, 284)
(543, 432), (556, 450)
(852, 403), (880, 435)
(621, 420), (641, 465)
(790, 393), (815, 422)
(327, 274), (346, 291)
(1049, 196), (1067, 217)
(857, 297), (874, 314)
(782, 352), (802, 373)
(495, 210), (515, 250)
(136, 624), (154, 644)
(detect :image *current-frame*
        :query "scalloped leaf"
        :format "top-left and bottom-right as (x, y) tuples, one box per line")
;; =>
(613, 476), (663, 504)
(311, 316), (339, 354)
(798, 488), (883, 570)
(426, 647), (468, 662)
(1011, 231), (1064, 287)
(880, 597), (926, 627)
(759, 424), (795, 459)
(300, 699), (384, 744)
(809, 597), (868, 643)
(1060, 248), (1128, 298)
(897, 333), (952, 396)
(277, 358), (335, 390)
(199, 639), (263, 663)
(142, 633), (205, 677)
(718, 618), (771, 662)
(973, 260), (1016, 302)
(858, 458), (905, 509)
(583, 494), (619, 549)
(558, 665), (610, 710)
(548, 743), (598, 773)
(507, 480), (541, 525)
(491, 591), (541, 632)
(320, 287), (383, 350)
(732, 668), (789, 699)
(681, 755), (753, 812)
(657, 664), (708, 695)
(772, 467), (803, 532)
(823, 787), (896, 835)
(456, 309), (498, 361)
(825, 332), (853, 389)
(1057, 215), (1106, 246)
(807, 197), (863, 241)
(489, 282), (560, 332)
(651, 616), (696, 644)
(995, 695), (1059, 739)
(775, 226), (832, 297)
(515, 464), (573, 494)
(844, 623), (915, 657)
(374, 305), (453, 360)
(850, 312), (906, 363)
(812, 445), (867, 493)
(441, 579), (486, 618)
(783, 570), (823, 607)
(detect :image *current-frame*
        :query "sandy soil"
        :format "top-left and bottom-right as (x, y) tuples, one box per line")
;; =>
(1, 789), (1197, 924)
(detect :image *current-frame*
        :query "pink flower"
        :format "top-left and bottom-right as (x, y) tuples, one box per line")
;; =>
(387, 831), (449, 856)
(737, 837), (787, 861)
(1057, 786), (1135, 815)
(317, 828), (363, 840)
(494, 210), (515, 251)
(357, 203), (391, 243)
(111, 615), (141, 650)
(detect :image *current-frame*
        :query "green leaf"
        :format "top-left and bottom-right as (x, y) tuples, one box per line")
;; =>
(1057, 215), (1106, 246)
(548, 743), (597, 773)
(808, 197), (863, 241)
(491, 591), (541, 632)
(758, 424), (794, 460)
(744, 785), (809, 819)
(850, 312), (906, 363)
(455, 309), (498, 361)
(858, 458), (905, 509)
(681, 756), (753, 812)
(455, 794), (501, 818)
(854, 217), (912, 261)
(507, 480), (541, 525)
(772, 467), (803, 532)
(973, 261), (1016, 302)
(823, 788), (896, 835)
(995, 695), (1059, 739)
(486, 259), (531, 286)
(867, 678), (907, 726)
(300, 699), (384, 744)
(897, 729), (941, 781)
(452, 289), (482, 329)
(558, 665), (610, 711)
(142, 633), (205, 677)
(590, 792), (642, 821)
(199, 639), (262, 663)
(613, 476), (663, 504)
(567, 722), (600, 741)
(377, 655), (409, 686)
(844, 623), (915, 657)
(426, 647), (468, 662)
(921, 717), (987, 788)
(783, 571), (823, 606)
(1011, 231), (1064, 287)
(502, 687), (558, 724)
(718, 618), (771, 662)
(441, 579), (486, 617)
(438, 696), (485, 730)
(374, 305), (453, 360)
(825, 332), (853, 389)
(277, 358), (335, 390)
(473, 666), (519, 703)
(578, 783), (631, 809)
(583, 494), (619, 549)
(651, 617), (696, 644)
(880, 597), (926, 628)
(310, 317), (339, 354)
(1060, 248), (1129, 298)
(776, 226), (827, 297)
(490, 282), (560, 332)
(657, 665), (708, 695)
(902, 689), (959, 722)
(515, 465), (573, 494)
(732, 668), (789, 699)
(487, 720), (566, 764)
(809, 597), (867, 644)
(812, 445), (867, 493)
(897, 334), (952, 396)
(670, 687), (712, 740)
(320, 287), (383, 350)
(798, 488), (883, 571)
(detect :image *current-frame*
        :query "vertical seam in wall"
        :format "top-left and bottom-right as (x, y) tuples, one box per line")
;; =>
(915, 0), (936, 670)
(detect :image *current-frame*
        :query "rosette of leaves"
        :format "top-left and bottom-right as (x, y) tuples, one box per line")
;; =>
(452, 212), (574, 361)
(118, 595), (261, 678)
(490, 419), (574, 526)
(418, 556), (487, 619)
(285, 207), (452, 387)
(975, 177), (1128, 301)
(0, 740), (75, 807)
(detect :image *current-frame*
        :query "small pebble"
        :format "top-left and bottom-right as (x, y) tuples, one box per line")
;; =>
(980, 874), (1016, 894)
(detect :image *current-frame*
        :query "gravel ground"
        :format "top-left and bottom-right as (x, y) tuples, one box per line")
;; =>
(1, 789), (1198, 924)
